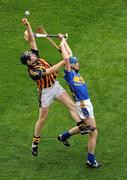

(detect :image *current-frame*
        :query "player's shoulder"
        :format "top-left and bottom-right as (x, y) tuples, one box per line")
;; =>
(64, 69), (72, 74)
(38, 58), (51, 67)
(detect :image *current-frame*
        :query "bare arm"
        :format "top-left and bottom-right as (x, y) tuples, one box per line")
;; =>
(29, 61), (64, 77)
(60, 38), (71, 72)
(46, 60), (65, 75)
(63, 39), (73, 57)
(22, 18), (37, 50)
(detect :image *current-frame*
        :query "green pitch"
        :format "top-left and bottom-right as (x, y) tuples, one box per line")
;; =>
(0, 0), (127, 179)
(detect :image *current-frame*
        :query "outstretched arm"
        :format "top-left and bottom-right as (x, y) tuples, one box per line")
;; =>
(63, 38), (73, 57)
(29, 60), (64, 78)
(46, 60), (65, 75)
(22, 18), (37, 50)
(59, 35), (71, 72)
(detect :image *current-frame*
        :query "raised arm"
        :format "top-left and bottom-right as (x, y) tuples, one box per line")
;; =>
(22, 18), (37, 50)
(63, 38), (73, 57)
(59, 35), (71, 72)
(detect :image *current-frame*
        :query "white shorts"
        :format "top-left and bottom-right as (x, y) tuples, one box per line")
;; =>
(40, 81), (65, 107)
(75, 99), (95, 119)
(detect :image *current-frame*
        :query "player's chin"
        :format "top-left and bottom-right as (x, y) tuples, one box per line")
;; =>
(76, 67), (80, 72)
(33, 60), (38, 66)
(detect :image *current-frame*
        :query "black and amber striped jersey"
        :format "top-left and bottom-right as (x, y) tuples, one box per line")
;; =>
(28, 49), (58, 90)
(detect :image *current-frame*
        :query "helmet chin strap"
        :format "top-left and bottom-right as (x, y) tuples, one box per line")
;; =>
(75, 69), (79, 73)
(71, 65), (79, 73)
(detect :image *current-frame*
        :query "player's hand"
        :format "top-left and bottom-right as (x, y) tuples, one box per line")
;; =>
(22, 18), (29, 25)
(58, 34), (65, 40)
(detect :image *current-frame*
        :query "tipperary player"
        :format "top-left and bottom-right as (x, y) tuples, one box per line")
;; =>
(57, 34), (101, 168)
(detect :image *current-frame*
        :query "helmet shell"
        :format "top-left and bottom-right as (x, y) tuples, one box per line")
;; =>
(20, 51), (31, 65)
(69, 56), (78, 65)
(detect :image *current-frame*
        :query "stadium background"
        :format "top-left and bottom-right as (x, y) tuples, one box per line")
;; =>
(0, 0), (126, 179)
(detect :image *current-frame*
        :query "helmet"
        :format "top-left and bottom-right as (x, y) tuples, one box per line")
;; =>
(20, 51), (31, 65)
(69, 56), (78, 65)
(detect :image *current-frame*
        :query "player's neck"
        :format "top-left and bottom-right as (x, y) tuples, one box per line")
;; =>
(71, 68), (79, 73)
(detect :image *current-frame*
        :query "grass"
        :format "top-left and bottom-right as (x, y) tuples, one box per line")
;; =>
(0, 0), (127, 179)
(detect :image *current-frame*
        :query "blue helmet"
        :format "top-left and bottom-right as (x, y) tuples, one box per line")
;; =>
(69, 56), (78, 65)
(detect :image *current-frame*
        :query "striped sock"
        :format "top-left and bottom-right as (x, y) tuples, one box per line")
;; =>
(32, 136), (40, 145)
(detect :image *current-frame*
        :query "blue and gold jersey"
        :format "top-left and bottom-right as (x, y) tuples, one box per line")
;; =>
(64, 70), (89, 101)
